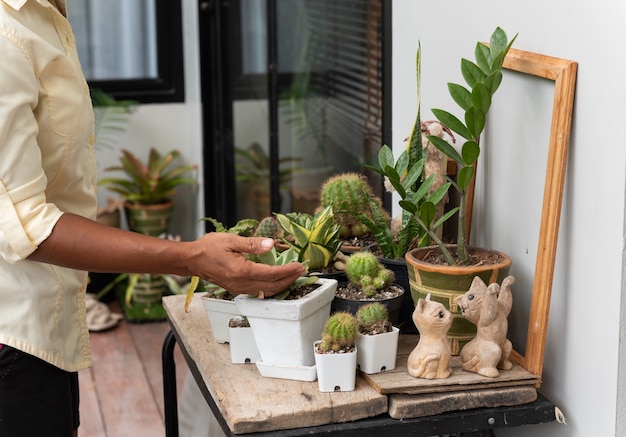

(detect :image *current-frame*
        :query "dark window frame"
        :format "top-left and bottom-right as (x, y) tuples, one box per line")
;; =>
(86, 0), (185, 104)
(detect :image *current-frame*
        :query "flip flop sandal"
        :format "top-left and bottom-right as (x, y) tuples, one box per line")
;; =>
(86, 294), (123, 332)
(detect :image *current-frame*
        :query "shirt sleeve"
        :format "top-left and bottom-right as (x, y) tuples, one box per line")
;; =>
(0, 29), (64, 263)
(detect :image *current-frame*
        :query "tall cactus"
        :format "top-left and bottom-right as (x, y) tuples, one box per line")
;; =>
(320, 173), (388, 239)
(345, 252), (395, 297)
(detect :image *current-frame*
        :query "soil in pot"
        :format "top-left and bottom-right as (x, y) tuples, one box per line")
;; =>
(332, 283), (405, 325)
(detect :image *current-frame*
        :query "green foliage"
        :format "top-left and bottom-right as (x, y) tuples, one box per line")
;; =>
(356, 302), (389, 330)
(319, 312), (358, 352)
(253, 247), (318, 300)
(275, 206), (342, 271)
(99, 148), (198, 205)
(235, 142), (301, 190)
(320, 173), (387, 239)
(253, 216), (280, 238)
(201, 217), (260, 236)
(90, 89), (137, 151)
(345, 252), (395, 297)
(426, 27), (517, 265)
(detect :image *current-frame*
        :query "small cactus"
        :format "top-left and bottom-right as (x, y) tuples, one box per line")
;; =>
(254, 216), (279, 238)
(319, 312), (358, 352)
(356, 302), (392, 334)
(319, 173), (388, 239)
(346, 252), (395, 297)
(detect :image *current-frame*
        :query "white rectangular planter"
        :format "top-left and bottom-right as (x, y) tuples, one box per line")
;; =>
(234, 278), (337, 375)
(202, 294), (241, 343)
(314, 342), (357, 392)
(356, 326), (400, 374)
(228, 318), (260, 364)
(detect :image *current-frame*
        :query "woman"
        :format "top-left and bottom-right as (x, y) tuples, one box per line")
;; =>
(0, 1), (304, 435)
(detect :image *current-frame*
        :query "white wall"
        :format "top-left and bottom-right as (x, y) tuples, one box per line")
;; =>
(393, 1), (626, 436)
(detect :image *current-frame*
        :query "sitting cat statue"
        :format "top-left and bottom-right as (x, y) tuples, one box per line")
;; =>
(407, 293), (452, 379)
(454, 275), (516, 377)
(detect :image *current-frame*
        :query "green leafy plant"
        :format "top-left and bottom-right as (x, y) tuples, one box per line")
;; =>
(423, 27), (517, 265)
(90, 88), (137, 151)
(235, 142), (301, 190)
(274, 206), (342, 271)
(318, 312), (358, 353)
(99, 148), (198, 205)
(345, 252), (395, 297)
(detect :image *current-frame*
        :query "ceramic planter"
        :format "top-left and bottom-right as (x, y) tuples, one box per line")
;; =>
(234, 278), (337, 381)
(331, 284), (405, 326)
(314, 341), (357, 392)
(228, 318), (260, 364)
(124, 200), (174, 236)
(405, 245), (512, 355)
(202, 294), (242, 343)
(356, 327), (400, 374)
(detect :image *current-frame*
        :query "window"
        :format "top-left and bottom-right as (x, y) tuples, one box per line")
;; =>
(67, 0), (184, 103)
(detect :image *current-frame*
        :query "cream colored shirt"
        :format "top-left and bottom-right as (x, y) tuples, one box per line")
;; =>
(0, 0), (97, 371)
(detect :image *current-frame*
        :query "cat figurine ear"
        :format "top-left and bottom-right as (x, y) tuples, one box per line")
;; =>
(455, 275), (515, 378)
(407, 293), (452, 379)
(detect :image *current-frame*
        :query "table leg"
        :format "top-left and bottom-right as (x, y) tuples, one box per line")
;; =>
(162, 329), (179, 437)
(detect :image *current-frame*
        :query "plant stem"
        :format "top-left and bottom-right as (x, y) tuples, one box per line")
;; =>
(456, 191), (468, 264)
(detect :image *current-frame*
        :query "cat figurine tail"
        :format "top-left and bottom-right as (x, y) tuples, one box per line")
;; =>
(407, 293), (453, 379)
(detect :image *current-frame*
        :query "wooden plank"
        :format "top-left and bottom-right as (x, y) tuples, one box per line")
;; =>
(388, 386), (538, 419)
(163, 294), (388, 435)
(361, 335), (540, 395)
(78, 367), (106, 436)
(86, 314), (165, 437)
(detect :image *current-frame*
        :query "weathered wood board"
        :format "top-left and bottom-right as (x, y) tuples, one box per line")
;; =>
(163, 295), (388, 435)
(361, 335), (541, 395)
(388, 386), (538, 419)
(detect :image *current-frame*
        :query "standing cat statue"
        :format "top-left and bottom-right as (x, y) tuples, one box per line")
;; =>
(407, 293), (452, 379)
(454, 275), (516, 377)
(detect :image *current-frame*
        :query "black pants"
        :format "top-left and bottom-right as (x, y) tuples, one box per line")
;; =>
(0, 344), (79, 436)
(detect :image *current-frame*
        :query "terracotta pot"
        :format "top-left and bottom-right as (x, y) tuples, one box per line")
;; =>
(124, 200), (174, 236)
(405, 245), (512, 355)
(131, 275), (167, 305)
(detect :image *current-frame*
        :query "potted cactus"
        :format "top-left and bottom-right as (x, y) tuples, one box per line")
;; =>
(318, 172), (386, 250)
(355, 302), (400, 374)
(332, 251), (405, 326)
(313, 312), (358, 392)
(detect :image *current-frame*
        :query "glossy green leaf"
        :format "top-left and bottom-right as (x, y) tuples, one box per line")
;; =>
(458, 165), (475, 191)
(464, 106), (486, 140)
(461, 59), (485, 88)
(462, 141), (480, 165)
(448, 83), (472, 111)
(431, 108), (473, 141)
(428, 134), (464, 164)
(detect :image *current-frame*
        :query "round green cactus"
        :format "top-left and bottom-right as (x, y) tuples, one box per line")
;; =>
(319, 312), (358, 352)
(356, 302), (389, 329)
(319, 173), (387, 239)
(346, 252), (395, 296)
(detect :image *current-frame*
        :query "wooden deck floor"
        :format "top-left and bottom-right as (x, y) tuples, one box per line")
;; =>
(78, 301), (188, 437)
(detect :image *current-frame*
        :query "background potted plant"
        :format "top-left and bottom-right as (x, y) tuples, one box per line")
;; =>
(400, 27), (517, 354)
(314, 311), (358, 392)
(355, 302), (400, 374)
(99, 147), (198, 236)
(331, 252), (405, 327)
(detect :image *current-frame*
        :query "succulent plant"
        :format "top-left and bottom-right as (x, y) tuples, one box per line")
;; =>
(345, 252), (395, 297)
(319, 173), (388, 239)
(253, 216), (280, 238)
(356, 302), (388, 328)
(275, 206), (342, 271)
(318, 312), (358, 353)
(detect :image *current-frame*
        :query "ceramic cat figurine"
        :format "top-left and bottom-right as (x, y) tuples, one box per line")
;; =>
(407, 294), (452, 379)
(454, 275), (515, 377)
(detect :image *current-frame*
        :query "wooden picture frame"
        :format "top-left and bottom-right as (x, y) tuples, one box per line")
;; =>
(501, 48), (578, 383)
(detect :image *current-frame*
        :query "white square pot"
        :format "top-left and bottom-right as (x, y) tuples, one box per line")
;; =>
(356, 326), (400, 374)
(314, 341), (357, 392)
(228, 318), (260, 364)
(202, 294), (241, 343)
(234, 278), (337, 369)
